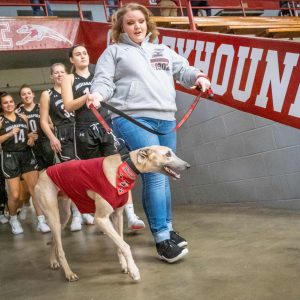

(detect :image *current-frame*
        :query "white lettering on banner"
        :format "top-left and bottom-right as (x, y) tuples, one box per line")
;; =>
(162, 36), (176, 50)
(194, 41), (215, 74)
(161, 35), (300, 120)
(255, 51), (299, 112)
(0, 22), (12, 48)
(233, 47), (263, 102)
(289, 87), (300, 118)
(176, 38), (195, 59)
(211, 44), (235, 96)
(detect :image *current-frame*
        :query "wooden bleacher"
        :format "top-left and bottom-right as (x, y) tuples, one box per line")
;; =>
(259, 27), (300, 38)
(151, 16), (300, 39)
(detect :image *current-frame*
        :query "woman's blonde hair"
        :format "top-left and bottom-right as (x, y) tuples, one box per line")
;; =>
(50, 63), (67, 75)
(111, 3), (159, 43)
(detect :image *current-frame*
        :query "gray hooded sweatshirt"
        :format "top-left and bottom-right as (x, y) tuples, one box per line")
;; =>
(91, 33), (199, 121)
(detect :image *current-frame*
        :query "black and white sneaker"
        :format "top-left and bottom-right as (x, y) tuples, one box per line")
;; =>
(170, 231), (188, 247)
(156, 239), (188, 263)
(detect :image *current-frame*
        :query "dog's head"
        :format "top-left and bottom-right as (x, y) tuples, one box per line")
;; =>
(133, 146), (190, 179)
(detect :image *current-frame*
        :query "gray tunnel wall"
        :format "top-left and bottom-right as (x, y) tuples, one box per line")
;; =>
(167, 90), (300, 209)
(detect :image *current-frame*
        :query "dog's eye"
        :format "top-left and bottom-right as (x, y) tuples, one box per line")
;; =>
(166, 151), (172, 157)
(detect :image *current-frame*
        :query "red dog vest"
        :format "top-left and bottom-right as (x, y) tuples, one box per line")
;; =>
(46, 157), (130, 214)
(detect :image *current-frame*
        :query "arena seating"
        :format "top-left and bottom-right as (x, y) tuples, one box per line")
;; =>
(1, 1), (300, 39)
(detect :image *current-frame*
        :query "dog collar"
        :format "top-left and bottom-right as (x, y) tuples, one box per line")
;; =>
(116, 161), (138, 195)
(120, 153), (140, 175)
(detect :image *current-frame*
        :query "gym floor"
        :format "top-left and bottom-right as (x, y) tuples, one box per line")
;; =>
(1, 204), (300, 300)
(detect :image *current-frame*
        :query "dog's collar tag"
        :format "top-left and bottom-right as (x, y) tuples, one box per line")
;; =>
(116, 161), (138, 195)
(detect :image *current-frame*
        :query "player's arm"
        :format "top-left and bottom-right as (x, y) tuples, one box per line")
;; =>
(0, 126), (20, 144)
(40, 90), (61, 153)
(62, 74), (88, 112)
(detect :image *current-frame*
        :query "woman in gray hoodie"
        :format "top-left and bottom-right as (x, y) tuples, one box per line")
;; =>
(90, 3), (211, 263)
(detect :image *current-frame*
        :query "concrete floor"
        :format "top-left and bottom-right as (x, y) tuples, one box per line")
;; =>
(1, 204), (300, 300)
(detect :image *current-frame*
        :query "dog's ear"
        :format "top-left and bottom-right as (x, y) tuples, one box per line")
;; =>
(137, 148), (152, 164)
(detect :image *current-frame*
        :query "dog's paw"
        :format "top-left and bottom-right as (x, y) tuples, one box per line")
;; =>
(50, 261), (60, 270)
(129, 269), (141, 281)
(128, 264), (141, 281)
(66, 272), (79, 282)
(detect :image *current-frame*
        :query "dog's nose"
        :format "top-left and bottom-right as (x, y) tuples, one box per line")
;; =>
(185, 163), (191, 169)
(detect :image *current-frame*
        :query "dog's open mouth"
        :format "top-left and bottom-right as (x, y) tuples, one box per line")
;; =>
(163, 166), (180, 179)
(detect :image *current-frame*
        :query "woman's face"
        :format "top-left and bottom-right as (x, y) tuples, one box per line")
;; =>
(51, 65), (67, 85)
(70, 46), (89, 69)
(20, 87), (34, 105)
(1, 95), (15, 114)
(122, 9), (147, 45)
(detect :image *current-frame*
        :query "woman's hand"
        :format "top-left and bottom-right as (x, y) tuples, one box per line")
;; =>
(17, 113), (28, 123)
(10, 127), (20, 137)
(28, 132), (38, 141)
(194, 73), (211, 93)
(50, 136), (62, 153)
(86, 92), (103, 109)
(27, 136), (35, 147)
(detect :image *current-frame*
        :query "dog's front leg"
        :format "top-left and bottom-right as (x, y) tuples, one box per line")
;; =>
(111, 208), (127, 273)
(97, 215), (140, 281)
(88, 190), (140, 281)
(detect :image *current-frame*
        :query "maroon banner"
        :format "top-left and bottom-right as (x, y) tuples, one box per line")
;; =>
(77, 22), (300, 129)
(155, 29), (300, 129)
(1, 18), (300, 129)
(76, 21), (111, 64)
(0, 19), (79, 51)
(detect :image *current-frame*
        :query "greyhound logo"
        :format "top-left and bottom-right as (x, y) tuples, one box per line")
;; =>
(16, 24), (73, 46)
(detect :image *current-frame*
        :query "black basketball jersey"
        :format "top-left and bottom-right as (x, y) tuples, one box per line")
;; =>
(17, 103), (47, 141)
(0, 114), (29, 151)
(48, 88), (74, 127)
(72, 72), (108, 124)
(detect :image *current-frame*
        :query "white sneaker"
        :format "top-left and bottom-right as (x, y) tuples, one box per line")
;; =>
(0, 214), (9, 224)
(128, 215), (145, 231)
(9, 217), (24, 235)
(82, 213), (94, 225)
(37, 221), (51, 233)
(70, 214), (82, 232)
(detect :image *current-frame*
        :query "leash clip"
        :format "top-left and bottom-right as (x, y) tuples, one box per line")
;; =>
(107, 130), (121, 150)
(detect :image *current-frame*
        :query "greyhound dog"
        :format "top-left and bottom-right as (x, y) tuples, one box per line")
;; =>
(34, 145), (190, 282)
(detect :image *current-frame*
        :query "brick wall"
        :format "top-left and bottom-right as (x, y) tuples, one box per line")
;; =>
(172, 91), (300, 209)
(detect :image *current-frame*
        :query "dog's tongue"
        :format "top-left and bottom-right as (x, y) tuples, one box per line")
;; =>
(164, 166), (180, 179)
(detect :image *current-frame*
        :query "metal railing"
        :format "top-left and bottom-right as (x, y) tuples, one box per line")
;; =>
(0, 0), (86, 19)
(1, 0), (300, 30)
(103, 0), (300, 30)
(0, 1), (50, 15)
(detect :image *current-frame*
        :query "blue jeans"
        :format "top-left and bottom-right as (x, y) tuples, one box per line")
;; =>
(112, 117), (176, 243)
(30, 0), (53, 16)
